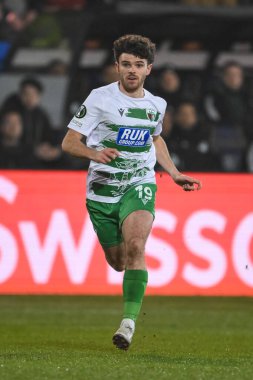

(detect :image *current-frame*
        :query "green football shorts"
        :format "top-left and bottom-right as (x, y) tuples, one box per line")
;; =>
(86, 183), (157, 247)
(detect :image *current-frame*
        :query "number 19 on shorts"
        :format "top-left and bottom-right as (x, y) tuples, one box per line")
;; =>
(135, 185), (152, 200)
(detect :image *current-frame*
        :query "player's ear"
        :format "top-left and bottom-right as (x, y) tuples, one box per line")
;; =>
(115, 61), (119, 73)
(146, 64), (153, 76)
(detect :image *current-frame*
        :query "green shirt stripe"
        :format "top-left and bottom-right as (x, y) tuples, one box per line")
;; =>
(106, 123), (156, 134)
(91, 182), (131, 197)
(125, 108), (160, 122)
(102, 140), (152, 153)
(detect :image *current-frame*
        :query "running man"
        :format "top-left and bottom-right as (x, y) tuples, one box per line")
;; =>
(62, 34), (202, 350)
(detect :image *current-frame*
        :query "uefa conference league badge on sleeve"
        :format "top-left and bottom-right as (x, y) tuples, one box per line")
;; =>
(71, 104), (87, 127)
(75, 105), (87, 118)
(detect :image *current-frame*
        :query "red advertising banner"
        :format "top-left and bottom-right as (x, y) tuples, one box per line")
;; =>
(0, 170), (252, 295)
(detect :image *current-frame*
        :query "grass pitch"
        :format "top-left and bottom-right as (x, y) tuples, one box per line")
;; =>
(0, 296), (252, 380)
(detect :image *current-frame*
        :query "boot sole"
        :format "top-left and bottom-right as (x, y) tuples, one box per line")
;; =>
(112, 333), (130, 350)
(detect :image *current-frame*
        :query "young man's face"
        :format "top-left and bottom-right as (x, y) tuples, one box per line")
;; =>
(115, 53), (152, 93)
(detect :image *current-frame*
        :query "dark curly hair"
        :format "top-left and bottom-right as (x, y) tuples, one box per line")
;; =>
(113, 34), (156, 65)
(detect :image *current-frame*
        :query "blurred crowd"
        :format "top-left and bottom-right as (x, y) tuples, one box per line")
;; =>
(0, 0), (253, 172)
(0, 77), (67, 169)
(1, 60), (253, 172)
(154, 61), (253, 173)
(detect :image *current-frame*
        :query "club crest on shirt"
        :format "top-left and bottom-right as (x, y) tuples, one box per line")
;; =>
(146, 109), (156, 122)
(75, 105), (87, 118)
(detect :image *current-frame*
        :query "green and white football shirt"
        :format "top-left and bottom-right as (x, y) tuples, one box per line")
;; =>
(67, 82), (167, 203)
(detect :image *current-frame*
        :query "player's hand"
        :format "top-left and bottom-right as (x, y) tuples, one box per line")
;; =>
(172, 172), (202, 191)
(92, 148), (120, 164)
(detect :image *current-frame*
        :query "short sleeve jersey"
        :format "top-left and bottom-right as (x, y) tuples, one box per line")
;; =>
(67, 82), (167, 203)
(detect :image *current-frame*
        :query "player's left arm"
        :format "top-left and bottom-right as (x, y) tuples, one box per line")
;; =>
(153, 135), (202, 191)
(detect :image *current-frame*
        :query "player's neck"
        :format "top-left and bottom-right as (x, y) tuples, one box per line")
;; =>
(118, 82), (145, 98)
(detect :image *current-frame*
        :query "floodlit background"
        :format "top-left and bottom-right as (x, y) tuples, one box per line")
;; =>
(1, 0), (253, 172)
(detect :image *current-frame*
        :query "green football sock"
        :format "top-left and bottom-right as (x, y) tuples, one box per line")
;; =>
(123, 269), (148, 322)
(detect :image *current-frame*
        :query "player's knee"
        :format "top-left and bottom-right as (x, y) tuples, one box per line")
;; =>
(126, 237), (144, 257)
(112, 262), (125, 272)
(106, 259), (125, 272)
(105, 255), (125, 272)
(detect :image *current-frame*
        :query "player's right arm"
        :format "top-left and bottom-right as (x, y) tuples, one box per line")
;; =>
(62, 129), (119, 164)
(62, 89), (119, 164)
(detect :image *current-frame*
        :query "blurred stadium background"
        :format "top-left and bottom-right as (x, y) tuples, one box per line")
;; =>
(1, 0), (253, 172)
(0, 1), (253, 379)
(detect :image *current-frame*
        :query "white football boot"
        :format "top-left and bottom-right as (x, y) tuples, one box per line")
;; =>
(112, 318), (135, 350)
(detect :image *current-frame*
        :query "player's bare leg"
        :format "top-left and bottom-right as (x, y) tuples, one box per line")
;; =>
(103, 243), (126, 272)
(113, 210), (153, 350)
(122, 210), (153, 269)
